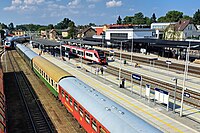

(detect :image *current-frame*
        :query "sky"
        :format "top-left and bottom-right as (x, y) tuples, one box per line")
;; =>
(0, 0), (200, 26)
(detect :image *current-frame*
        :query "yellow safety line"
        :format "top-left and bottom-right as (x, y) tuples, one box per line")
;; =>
(95, 83), (184, 133)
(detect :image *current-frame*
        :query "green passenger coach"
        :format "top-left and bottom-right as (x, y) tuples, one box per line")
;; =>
(32, 56), (72, 97)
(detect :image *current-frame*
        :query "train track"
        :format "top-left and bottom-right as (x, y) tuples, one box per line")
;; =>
(104, 51), (200, 78)
(105, 65), (200, 108)
(74, 57), (200, 109)
(7, 50), (55, 133)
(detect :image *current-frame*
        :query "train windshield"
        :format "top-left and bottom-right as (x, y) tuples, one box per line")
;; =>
(97, 50), (105, 58)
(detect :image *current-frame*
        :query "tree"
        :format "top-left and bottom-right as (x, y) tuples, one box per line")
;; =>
(8, 22), (14, 31)
(193, 9), (200, 25)
(182, 15), (192, 20)
(0, 30), (5, 39)
(133, 12), (145, 24)
(157, 16), (167, 22)
(88, 23), (96, 26)
(55, 18), (72, 29)
(150, 13), (157, 23)
(144, 17), (151, 25)
(123, 16), (134, 24)
(0, 23), (8, 29)
(158, 10), (183, 22)
(68, 21), (76, 39)
(47, 24), (54, 29)
(117, 16), (122, 24)
(165, 10), (183, 22)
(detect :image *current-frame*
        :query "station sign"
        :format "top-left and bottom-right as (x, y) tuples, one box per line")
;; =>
(109, 50), (114, 53)
(155, 88), (169, 95)
(184, 93), (190, 98)
(132, 74), (141, 81)
(149, 58), (158, 61)
(166, 60), (172, 65)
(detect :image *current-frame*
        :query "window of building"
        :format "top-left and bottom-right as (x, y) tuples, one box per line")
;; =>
(110, 33), (128, 40)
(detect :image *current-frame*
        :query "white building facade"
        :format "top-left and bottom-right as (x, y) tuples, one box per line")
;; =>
(105, 28), (156, 40)
(151, 22), (176, 39)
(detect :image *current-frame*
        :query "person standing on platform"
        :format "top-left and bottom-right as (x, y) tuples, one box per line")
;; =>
(121, 77), (125, 88)
(96, 67), (99, 75)
(100, 67), (104, 75)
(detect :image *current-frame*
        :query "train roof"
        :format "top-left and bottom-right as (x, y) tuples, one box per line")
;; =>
(32, 56), (73, 82)
(16, 43), (30, 53)
(25, 51), (39, 60)
(16, 43), (39, 60)
(59, 77), (161, 133)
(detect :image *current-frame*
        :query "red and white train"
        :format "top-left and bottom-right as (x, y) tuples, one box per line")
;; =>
(62, 44), (107, 65)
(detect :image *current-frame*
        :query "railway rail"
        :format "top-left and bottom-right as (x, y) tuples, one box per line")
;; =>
(104, 51), (200, 78)
(74, 57), (200, 109)
(7, 50), (55, 133)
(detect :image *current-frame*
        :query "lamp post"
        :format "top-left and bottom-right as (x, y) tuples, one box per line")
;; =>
(172, 77), (177, 113)
(60, 41), (62, 58)
(80, 39), (83, 68)
(180, 41), (190, 117)
(119, 41), (122, 86)
(131, 37), (133, 66)
(180, 42), (199, 117)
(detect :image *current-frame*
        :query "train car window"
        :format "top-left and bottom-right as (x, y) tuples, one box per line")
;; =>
(79, 107), (83, 117)
(74, 101), (78, 111)
(85, 113), (90, 124)
(0, 95), (3, 102)
(66, 48), (70, 51)
(0, 102), (4, 109)
(51, 79), (53, 86)
(92, 120), (97, 132)
(62, 90), (65, 97)
(46, 75), (48, 80)
(98, 51), (105, 58)
(0, 123), (5, 132)
(0, 114), (4, 123)
(0, 98), (3, 105)
(94, 53), (98, 58)
(100, 127), (106, 133)
(65, 94), (69, 101)
(0, 107), (4, 115)
(69, 97), (73, 106)
(72, 49), (76, 54)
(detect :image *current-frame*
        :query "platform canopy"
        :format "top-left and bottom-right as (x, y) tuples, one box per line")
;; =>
(32, 38), (60, 47)
(108, 38), (200, 50)
(62, 39), (101, 46)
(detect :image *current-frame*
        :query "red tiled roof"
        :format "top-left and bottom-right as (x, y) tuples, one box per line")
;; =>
(175, 20), (190, 31)
(95, 27), (103, 35)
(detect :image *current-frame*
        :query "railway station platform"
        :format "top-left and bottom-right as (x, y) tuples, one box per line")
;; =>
(95, 46), (200, 68)
(30, 47), (200, 133)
